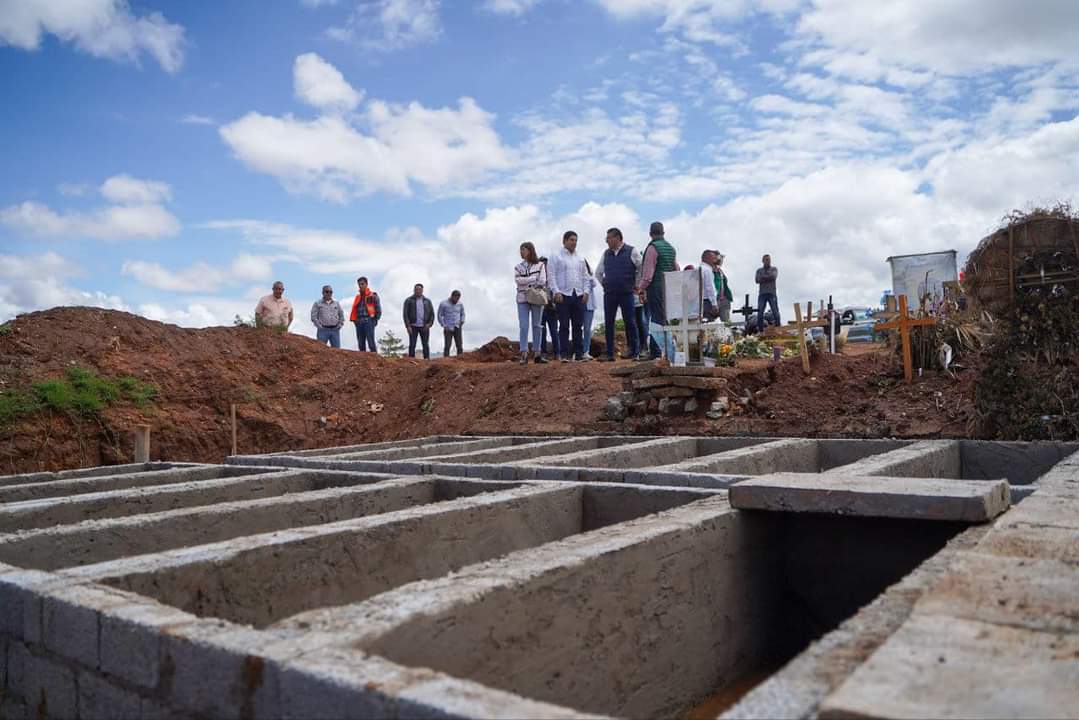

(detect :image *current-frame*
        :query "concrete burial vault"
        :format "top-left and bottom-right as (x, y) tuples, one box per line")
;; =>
(1, 436), (1077, 719)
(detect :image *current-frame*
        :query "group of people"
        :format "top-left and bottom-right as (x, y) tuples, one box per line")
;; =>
(253, 224), (780, 363)
(253, 278), (466, 359)
(514, 221), (773, 365)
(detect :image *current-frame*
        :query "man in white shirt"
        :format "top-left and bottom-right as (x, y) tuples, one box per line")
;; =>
(549, 230), (590, 362)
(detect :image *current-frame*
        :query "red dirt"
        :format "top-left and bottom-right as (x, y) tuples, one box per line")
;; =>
(0, 308), (976, 474)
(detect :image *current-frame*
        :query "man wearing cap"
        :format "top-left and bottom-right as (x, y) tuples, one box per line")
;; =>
(636, 221), (679, 358)
(311, 285), (345, 348)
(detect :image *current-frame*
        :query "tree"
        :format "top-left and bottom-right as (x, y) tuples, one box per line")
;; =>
(378, 329), (406, 358)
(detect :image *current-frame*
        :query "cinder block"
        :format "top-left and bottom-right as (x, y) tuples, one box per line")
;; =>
(77, 671), (145, 720)
(100, 602), (195, 691)
(275, 649), (406, 720)
(531, 466), (580, 482)
(0, 697), (28, 720)
(5, 641), (27, 698)
(463, 465), (502, 480)
(0, 568), (55, 642)
(159, 620), (268, 719)
(22, 652), (77, 720)
(42, 585), (130, 670)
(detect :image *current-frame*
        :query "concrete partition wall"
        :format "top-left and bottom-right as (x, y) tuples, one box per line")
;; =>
(251, 435), (473, 458)
(0, 461), (201, 487)
(325, 436), (520, 461)
(344, 498), (781, 719)
(0, 477), (518, 571)
(0, 464), (280, 503)
(959, 440), (1079, 484)
(424, 436), (643, 466)
(825, 440), (962, 479)
(75, 485), (590, 627)
(0, 467), (379, 533)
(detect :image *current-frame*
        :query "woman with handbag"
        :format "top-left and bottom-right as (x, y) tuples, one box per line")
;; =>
(515, 242), (549, 365)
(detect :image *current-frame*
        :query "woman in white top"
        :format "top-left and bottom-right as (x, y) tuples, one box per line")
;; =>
(514, 242), (549, 365)
(580, 259), (596, 361)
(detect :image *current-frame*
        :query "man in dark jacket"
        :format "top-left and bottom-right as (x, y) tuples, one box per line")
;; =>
(594, 227), (641, 361)
(403, 283), (435, 359)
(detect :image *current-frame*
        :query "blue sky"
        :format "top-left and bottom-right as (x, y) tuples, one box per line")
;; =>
(1, 0), (1077, 348)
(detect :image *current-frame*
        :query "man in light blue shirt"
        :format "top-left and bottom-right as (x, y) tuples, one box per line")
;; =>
(438, 290), (465, 357)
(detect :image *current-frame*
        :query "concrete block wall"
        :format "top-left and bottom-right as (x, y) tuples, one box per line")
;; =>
(2, 438), (1078, 719)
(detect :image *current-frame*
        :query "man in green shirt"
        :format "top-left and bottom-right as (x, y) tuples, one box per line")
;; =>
(708, 250), (733, 322)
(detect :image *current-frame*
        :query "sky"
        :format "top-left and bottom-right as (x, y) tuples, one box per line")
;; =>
(1, 0), (1077, 349)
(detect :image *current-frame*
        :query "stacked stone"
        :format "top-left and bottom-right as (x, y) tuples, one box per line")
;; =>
(605, 363), (731, 422)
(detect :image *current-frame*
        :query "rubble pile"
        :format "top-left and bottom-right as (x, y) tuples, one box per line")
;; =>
(605, 361), (733, 428)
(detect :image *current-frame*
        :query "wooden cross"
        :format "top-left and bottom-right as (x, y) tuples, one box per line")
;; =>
(874, 294), (936, 383)
(793, 302), (830, 374)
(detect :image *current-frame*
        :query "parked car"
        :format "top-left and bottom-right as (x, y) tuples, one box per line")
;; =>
(845, 320), (879, 343)
(841, 306), (873, 325)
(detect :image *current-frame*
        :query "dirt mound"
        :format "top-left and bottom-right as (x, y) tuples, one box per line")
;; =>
(1, 307), (985, 474)
(0, 308), (620, 473)
(467, 336), (521, 362)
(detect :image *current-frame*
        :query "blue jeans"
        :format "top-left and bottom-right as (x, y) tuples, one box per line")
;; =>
(541, 306), (559, 356)
(517, 302), (543, 352)
(757, 293), (780, 333)
(637, 303), (659, 358)
(557, 292), (586, 360)
(316, 327), (341, 348)
(582, 308), (595, 356)
(354, 319), (377, 352)
(603, 290), (639, 359)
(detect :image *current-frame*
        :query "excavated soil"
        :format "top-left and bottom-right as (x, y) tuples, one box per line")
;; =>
(0, 308), (976, 473)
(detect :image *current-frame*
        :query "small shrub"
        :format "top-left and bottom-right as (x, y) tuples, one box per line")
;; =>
(29, 367), (158, 418)
(0, 386), (41, 427)
(0, 322), (12, 337)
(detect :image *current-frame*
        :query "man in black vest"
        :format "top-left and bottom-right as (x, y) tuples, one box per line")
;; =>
(594, 227), (642, 362)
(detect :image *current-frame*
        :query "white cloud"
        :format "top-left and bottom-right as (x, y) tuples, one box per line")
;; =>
(300, 0), (339, 7)
(327, 0), (441, 51)
(122, 254), (273, 293)
(180, 114), (215, 126)
(798, 0), (1079, 77)
(293, 52), (363, 112)
(1, 175), (179, 241)
(100, 175), (172, 205)
(594, 0), (798, 46)
(221, 57), (509, 200)
(0, 0), (185, 72)
(482, 0), (542, 14)
(0, 251), (127, 321)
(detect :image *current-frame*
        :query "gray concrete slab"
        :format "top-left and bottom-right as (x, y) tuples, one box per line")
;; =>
(0, 461), (202, 487)
(730, 473), (1010, 522)
(0, 464), (272, 503)
(826, 439), (962, 478)
(0, 467), (357, 532)
(0, 477), (515, 571)
(656, 439), (818, 474)
(819, 614), (1079, 720)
